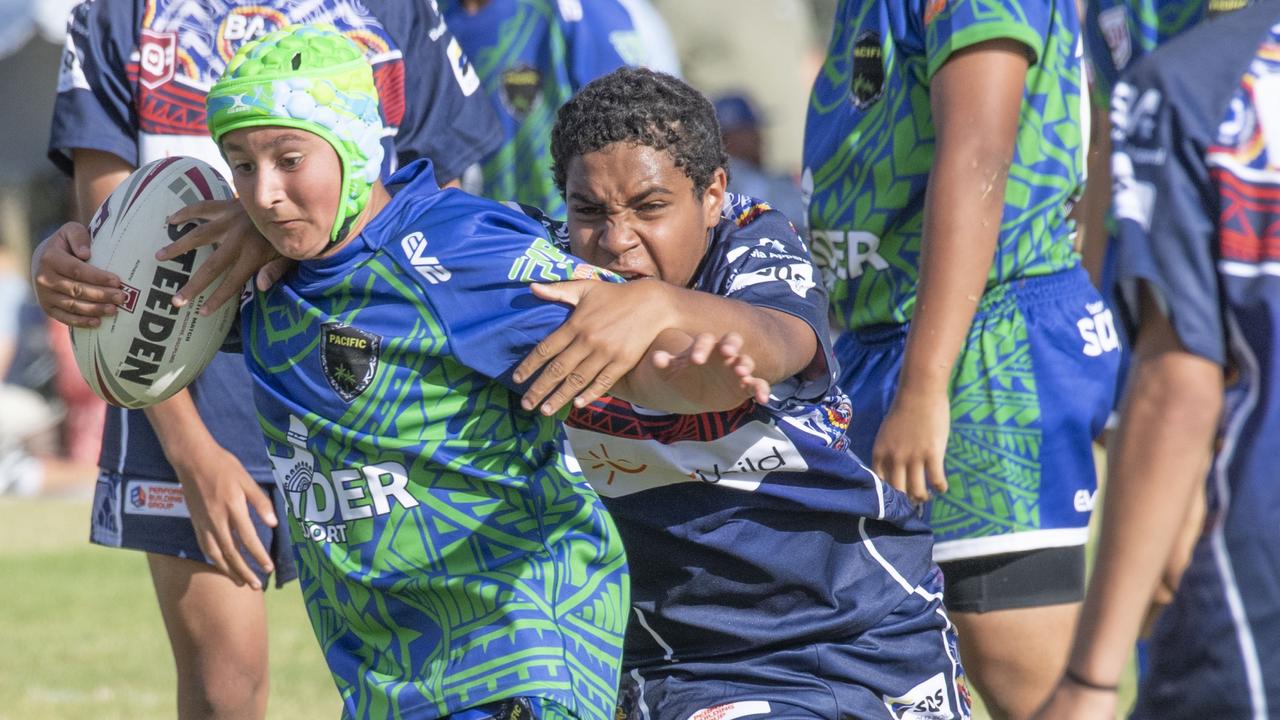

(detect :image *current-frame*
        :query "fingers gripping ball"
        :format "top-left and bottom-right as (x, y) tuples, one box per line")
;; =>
(71, 157), (238, 408)
(206, 25), (385, 244)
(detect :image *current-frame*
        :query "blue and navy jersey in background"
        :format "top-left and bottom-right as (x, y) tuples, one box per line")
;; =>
(545, 194), (935, 668)
(47, 0), (502, 482)
(442, 0), (640, 218)
(241, 159), (627, 719)
(1110, 5), (1280, 716)
(1084, 0), (1254, 101)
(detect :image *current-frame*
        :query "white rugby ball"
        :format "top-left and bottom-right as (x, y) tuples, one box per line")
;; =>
(71, 156), (238, 409)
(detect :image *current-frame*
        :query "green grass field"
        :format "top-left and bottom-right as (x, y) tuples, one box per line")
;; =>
(0, 495), (1135, 719)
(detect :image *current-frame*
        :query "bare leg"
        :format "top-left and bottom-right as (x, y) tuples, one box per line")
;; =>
(951, 602), (1080, 720)
(147, 553), (270, 720)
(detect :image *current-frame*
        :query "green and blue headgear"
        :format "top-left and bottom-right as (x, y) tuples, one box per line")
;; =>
(206, 25), (385, 244)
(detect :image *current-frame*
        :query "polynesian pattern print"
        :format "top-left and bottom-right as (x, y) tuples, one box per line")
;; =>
(803, 0), (1085, 331)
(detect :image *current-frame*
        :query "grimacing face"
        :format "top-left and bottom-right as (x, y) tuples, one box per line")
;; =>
(564, 142), (727, 288)
(221, 126), (344, 261)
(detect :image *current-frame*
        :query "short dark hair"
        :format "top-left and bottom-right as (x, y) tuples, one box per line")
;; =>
(551, 67), (729, 197)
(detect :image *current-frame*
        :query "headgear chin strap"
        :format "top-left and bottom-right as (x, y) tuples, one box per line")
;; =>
(207, 24), (385, 244)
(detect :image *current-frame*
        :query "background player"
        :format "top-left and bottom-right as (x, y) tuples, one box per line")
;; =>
(31, 2), (500, 717)
(442, 0), (645, 217)
(514, 66), (968, 720)
(804, 1), (1120, 717)
(1038, 4), (1280, 717)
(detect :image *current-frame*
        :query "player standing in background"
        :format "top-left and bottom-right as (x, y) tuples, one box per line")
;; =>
(1080, 0), (1254, 681)
(31, 2), (500, 717)
(803, 1), (1120, 717)
(514, 66), (968, 720)
(1037, 4), (1280, 717)
(441, 0), (646, 218)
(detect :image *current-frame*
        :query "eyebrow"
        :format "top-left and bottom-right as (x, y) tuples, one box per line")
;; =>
(221, 133), (311, 153)
(568, 186), (673, 205)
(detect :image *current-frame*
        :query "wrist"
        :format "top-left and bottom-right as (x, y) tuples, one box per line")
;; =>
(1063, 666), (1119, 693)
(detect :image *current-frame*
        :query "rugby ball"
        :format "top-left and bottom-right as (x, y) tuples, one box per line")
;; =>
(71, 156), (238, 409)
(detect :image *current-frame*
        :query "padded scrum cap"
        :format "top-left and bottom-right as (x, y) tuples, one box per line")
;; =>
(207, 25), (385, 244)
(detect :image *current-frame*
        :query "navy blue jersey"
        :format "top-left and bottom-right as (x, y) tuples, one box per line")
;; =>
(48, 0), (502, 482)
(550, 195), (935, 668)
(1110, 5), (1280, 715)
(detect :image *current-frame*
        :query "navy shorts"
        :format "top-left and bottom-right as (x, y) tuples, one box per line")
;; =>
(616, 567), (971, 720)
(836, 267), (1120, 563)
(90, 470), (297, 587)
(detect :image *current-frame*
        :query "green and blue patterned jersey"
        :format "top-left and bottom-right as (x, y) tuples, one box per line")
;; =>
(803, 0), (1086, 331)
(241, 159), (628, 720)
(442, 0), (640, 218)
(1085, 0), (1253, 101)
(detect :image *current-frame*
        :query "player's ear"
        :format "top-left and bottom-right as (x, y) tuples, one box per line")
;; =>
(701, 167), (727, 229)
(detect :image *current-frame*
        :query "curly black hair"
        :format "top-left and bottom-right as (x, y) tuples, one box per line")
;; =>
(551, 67), (729, 197)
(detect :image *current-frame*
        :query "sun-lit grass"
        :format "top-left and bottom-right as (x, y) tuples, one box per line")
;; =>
(0, 497), (335, 720)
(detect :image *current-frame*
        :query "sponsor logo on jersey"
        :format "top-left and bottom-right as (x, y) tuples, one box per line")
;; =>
(1077, 301), (1120, 357)
(850, 31), (885, 110)
(320, 323), (381, 402)
(124, 481), (190, 518)
(400, 231), (452, 284)
(271, 416), (421, 544)
(216, 7), (288, 62)
(811, 229), (889, 286)
(138, 29), (177, 90)
(566, 418), (807, 498)
(446, 36), (482, 97)
(883, 672), (956, 719)
(1098, 6), (1132, 71)
(57, 28), (89, 93)
(91, 475), (122, 546)
(686, 701), (772, 720)
(500, 64), (543, 120)
(727, 261), (816, 298)
(1074, 488), (1097, 512)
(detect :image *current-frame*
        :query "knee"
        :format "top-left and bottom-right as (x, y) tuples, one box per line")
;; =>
(175, 652), (268, 720)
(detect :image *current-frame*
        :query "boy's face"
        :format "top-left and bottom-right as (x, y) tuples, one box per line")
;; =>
(221, 126), (342, 261)
(565, 143), (726, 288)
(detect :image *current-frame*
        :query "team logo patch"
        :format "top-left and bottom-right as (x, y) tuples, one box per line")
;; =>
(490, 697), (536, 720)
(850, 31), (885, 110)
(138, 29), (177, 90)
(321, 323), (381, 402)
(500, 64), (543, 119)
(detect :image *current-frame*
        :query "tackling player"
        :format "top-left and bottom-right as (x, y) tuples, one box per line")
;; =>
(32, 1), (500, 717)
(803, 1), (1120, 716)
(516, 66), (970, 720)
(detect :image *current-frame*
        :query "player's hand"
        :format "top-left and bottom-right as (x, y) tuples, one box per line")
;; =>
(652, 331), (771, 407)
(160, 199), (291, 313)
(514, 279), (672, 415)
(872, 386), (950, 504)
(1031, 677), (1118, 720)
(30, 222), (127, 328)
(174, 442), (277, 590)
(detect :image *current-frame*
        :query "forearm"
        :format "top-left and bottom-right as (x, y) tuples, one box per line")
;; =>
(612, 329), (752, 413)
(899, 41), (1025, 396)
(1068, 350), (1221, 683)
(643, 281), (817, 383)
(142, 389), (220, 475)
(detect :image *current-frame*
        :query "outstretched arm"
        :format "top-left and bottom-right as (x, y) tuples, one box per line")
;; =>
(512, 278), (818, 415)
(871, 39), (1030, 503)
